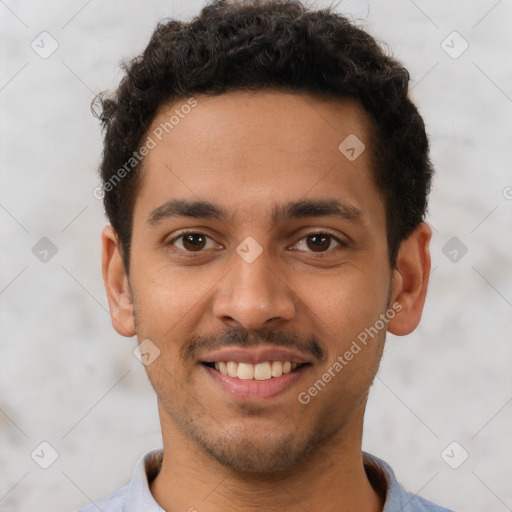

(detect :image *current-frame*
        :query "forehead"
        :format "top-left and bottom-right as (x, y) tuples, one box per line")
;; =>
(134, 90), (382, 227)
(149, 90), (372, 164)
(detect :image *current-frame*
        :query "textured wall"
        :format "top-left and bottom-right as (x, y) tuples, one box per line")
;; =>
(1, 1), (511, 511)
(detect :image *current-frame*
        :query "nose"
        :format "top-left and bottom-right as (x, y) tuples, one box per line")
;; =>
(212, 246), (297, 331)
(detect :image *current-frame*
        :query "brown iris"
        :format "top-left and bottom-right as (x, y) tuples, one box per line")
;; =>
(182, 234), (207, 251)
(306, 234), (331, 252)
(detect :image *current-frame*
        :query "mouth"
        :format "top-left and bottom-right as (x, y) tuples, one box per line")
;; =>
(200, 358), (313, 400)
(201, 360), (311, 381)
(199, 347), (315, 400)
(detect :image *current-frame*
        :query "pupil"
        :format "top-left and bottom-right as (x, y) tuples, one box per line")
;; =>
(184, 234), (205, 251)
(308, 234), (329, 252)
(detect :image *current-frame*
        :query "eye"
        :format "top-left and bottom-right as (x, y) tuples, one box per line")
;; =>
(168, 232), (218, 253)
(293, 233), (346, 253)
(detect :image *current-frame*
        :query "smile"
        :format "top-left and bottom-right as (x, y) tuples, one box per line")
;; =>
(201, 361), (312, 400)
(202, 360), (309, 381)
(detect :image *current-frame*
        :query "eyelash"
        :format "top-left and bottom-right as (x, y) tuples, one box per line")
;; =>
(167, 231), (348, 257)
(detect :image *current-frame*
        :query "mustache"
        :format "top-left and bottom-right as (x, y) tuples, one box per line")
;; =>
(181, 326), (326, 363)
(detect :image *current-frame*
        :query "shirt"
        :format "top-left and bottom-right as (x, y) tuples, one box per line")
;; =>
(76, 448), (454, 512)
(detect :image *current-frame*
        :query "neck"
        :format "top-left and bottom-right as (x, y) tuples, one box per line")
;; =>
(150, 408), (384, 512)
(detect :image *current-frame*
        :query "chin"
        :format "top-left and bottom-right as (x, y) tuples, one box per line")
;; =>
(200, 435), (309, 473)
(189, 419), (338, 474)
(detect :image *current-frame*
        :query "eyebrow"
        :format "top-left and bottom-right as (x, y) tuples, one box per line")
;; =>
(146, 198), (362, 227)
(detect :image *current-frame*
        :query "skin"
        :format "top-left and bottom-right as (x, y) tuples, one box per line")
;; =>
(102, 90), (431, 512)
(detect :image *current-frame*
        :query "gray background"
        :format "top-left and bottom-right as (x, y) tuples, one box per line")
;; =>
(1, 0), (511, 511)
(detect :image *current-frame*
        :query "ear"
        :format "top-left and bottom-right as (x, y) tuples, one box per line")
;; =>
(387, 222), (432, 336)
(101, 225), (136, 337)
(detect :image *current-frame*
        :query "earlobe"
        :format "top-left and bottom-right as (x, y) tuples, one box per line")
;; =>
(387, 222), (432, 336)
(101, 225), (136, 337)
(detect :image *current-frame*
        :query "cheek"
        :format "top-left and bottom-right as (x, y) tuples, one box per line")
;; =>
(133, 268), (206, 391)
(295, 273), (387, 409)
(294, 266), (387, 345)
(133, 263), (216, 332)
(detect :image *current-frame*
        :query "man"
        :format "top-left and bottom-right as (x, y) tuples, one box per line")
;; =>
(80, 0), (453, 510)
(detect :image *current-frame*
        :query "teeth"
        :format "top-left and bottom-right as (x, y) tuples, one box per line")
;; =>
(210, 360), (302, 381)
(218, 361), (228, 376)
(254, 362), (272, 380)
(237, 363), (254, 380)
(226, 361), (239, 378)
(271, 361), (283, 377)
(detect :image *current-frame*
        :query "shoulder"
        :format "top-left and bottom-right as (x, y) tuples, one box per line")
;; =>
(75, 483), (128, 512)
(74, 448), (164, 512)
(400, 491), (455, 512)
(363, 452), (455, 512)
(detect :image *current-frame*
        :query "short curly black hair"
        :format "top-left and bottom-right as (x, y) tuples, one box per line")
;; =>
(93, 0), (433, 271)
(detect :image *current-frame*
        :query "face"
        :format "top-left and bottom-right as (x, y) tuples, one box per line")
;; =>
(103, 90), (430, 473)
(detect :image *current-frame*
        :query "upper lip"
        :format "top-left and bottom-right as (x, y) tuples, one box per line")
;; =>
(201, 347), (313, 365)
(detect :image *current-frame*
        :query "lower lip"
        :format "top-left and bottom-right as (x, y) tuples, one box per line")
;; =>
(201, 364), (310, 400)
